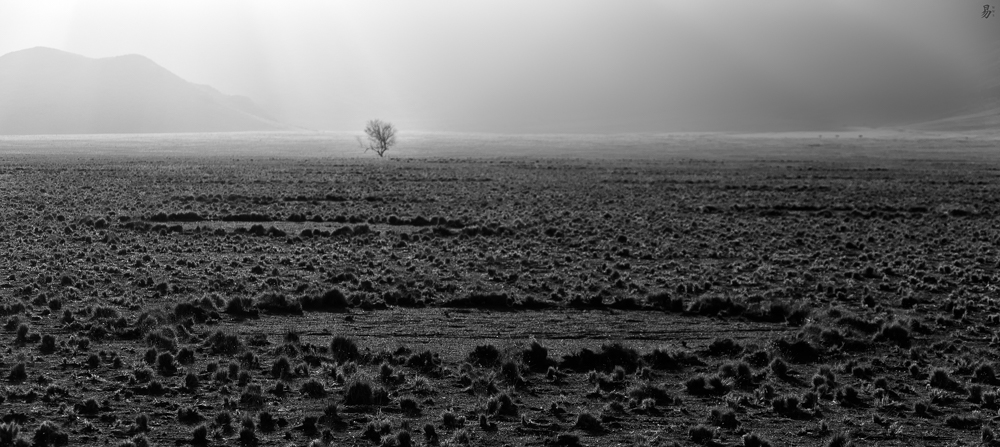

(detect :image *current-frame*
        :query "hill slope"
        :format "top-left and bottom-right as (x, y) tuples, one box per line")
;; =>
(0, 47), (285, 134)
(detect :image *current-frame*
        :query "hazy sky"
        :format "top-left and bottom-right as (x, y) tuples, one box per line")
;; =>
(0, 1), (995, 132)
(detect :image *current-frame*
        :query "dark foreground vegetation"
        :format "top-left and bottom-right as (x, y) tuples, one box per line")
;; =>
(0, 155), (999, 446)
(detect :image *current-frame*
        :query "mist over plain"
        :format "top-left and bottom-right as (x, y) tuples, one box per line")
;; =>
(0, 1), (995, 134)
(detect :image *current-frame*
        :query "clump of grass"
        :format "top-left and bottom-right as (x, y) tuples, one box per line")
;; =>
(32, 421), (68, 447)
(801, 390), (819, 409)
(8, 362), (27, 382)
(191, 425), (209, 445)
(500, 360), (526, 386)
(929, 368), (961, 390)
(133, 367), (153, 383)
(467, 344), (501, 367)
(134, 414), (149, 432)
(224, 297), (258, 317)
(76, 398), (101, 415)
(560, 343), (640, 372)
(708, 407), (738, 428)
(177, 406), (203, 424)
(719, 361), (754, 389)
(441, 410), (464, 429)
(945, 413), (983, 429)
(771, 395), (800, 416)
(770, 358), (789, 378)
(485, 391), (518, 417)
(15, 324), (29, 344)
(204, 331), (243, 355)
(406, 350), (441, 373)
(393, 430), (413, 447)
(773, 338), (820, 364)
(968, 384), (984, 404)
(301, 288), (349, 311)
(706, 338), (743, 357)
(300, 379), (326, 398)
(643, 347), (704, 371)
(421, 424), (438, 444)
(144, 348), (158, 365)
(0, 422), (26, 447)
(254, 293), (302, 315)
(176, 347), (195, 365)
(974, 364), (998, 384)
(239, 385), (265, 409)
(361, 418), (391, 442)
(145, 327), (178, 352)
(400, 396), (420, 414)
(271, 356), (292, 380)
(689, 424), (715, 444)
(573, 412), (602, 432)
(344, 377), (388, 406)
(742, 432), (773, 447)
(628, 382), (674, 406)
(39, 335), (56, 355)
(330, 335), (360, 362)
(238, 416), (257, 446)
(184, 372), (201, 392)
(835, 385), (860, 406)
(258, 412), (275, 433)
(522, 338), (550, 371)
(826, 432), (851, 447)
(156, 352), (177, 375)
(874, 321), (911, 348)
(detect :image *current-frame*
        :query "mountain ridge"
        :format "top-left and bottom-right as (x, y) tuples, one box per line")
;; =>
(0, 47), (286, 135)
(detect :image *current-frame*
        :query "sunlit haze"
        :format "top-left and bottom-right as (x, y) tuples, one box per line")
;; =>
(0, 1), (994, 133)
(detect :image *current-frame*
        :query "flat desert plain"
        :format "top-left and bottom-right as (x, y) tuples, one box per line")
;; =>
(0, 131), (999, 447)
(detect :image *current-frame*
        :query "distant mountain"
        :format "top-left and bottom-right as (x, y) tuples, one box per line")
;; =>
(0, 47), (286, 134)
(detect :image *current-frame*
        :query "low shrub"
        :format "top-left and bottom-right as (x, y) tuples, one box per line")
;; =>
(300, 379), (326, 398)
(706, 338), (743, 357)
(874, 321), (911, 348)
(330, 335), (360, 362)
(929, 368), (961, 390)
(945, 414), (983, 429)
(205, 331), (243, 355)
(689, 424), (714, 444)
(643, 348), (703, 370)
(406, 350), (441, 373)
(224, 297), (258, 317)
(301, 288), (349, 311)
(628, 382), (674, 405)
(177, 406), (203, 424)
(560, 343), (640, 372)
(271, 356), (292, 380)
(344, 377), (388, 406)
(774, 338), (820, 364)
(486, 392), (518, 417)
(32, 421), (68, 447)
(254, 293), (302, 315)
(156, 352), (177, 375)
(742, 432), (773, 447)
(522, 339), (551, 371)
(443, 293), (516, 309)
(8, 362), (26, 382)
(39, 335), (56, 354)
(709, 407), (739, 428)
(573, 412), (602, 431)
(468, 344), (501, 367)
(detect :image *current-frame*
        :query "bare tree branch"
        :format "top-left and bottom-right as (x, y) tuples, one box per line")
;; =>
(359, 119), (397, 157)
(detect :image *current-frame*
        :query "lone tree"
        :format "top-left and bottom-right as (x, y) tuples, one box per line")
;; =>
(358, 119), (397, 157)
